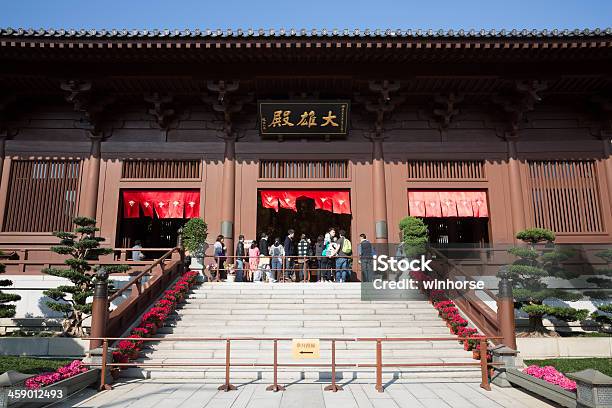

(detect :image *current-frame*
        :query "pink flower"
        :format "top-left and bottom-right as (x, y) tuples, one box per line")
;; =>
(523, 365), (577, 392)
(24, 360), (87, 389)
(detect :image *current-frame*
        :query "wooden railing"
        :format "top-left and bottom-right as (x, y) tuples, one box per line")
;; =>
(106, 247), (184, 338)
(428, 246), (501, 340)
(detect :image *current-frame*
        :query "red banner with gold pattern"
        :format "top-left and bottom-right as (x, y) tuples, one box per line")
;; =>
(122, 190), (200, 219)
(409, 191), (488, 218)
(260, 190), (351, 214)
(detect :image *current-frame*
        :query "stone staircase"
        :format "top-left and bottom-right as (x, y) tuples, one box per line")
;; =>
(125, 282), (480, 381)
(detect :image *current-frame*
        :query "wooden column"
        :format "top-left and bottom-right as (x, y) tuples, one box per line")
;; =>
(372, 138), (388, 243)
(507, 139), (526, 236)
(0, 137), (8, 231)
(602, 137), (612, 217)
(82, 137), (102, 219)
(221, 138), (236, 254)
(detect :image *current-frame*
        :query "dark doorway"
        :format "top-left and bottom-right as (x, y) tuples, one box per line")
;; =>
(423, 217), (489, 259)
(116, 191), (190, 259)
(256, 191), (351, 243)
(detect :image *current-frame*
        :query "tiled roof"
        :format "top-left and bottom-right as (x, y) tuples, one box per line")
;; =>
(1, 27), (611, 39)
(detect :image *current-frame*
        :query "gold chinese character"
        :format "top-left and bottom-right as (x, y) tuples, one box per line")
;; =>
(269, 110), (294, 127)
(297, 110), (317, 127)
(281, 110), (294, 126)
(321, 110), (339, 127)
(269, 110), (284, 127)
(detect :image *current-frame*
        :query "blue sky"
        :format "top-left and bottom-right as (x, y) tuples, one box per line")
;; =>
(1, 0), (610, 30)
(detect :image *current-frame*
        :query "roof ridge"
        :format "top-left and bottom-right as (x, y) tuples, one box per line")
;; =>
(1, 27), (611, 39)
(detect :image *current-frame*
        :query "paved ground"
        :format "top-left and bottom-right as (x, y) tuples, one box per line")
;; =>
(53, 379), (560, 408)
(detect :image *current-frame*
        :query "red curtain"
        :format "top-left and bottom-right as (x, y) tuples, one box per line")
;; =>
(123, 191), (141, 218)
(260, 190), (351, 214)
(423, 191), (442, 217)
(122, 190), (201, 219)
(439, 191), (458, 217)
(408, 191), (426, 217)
(408, 191), (489, 218)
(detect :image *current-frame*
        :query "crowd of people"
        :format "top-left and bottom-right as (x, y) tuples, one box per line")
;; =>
(206, 228), (374, 283)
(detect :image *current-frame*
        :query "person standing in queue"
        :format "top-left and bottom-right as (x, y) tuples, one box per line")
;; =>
(258, 233), (271, 282)
(249, 241), (261, 282)
(333, 230), (352, 283)
(283, 229), (295, 281)
(269, 237), (284, 282)
(213, 235), (226, 279)
(315, 235), (326, 282)
(297, 233), (311, 282)
(358, 233), (374, 283)
(235, 234), (246, 282)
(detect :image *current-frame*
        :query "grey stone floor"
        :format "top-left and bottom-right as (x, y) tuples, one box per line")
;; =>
(51, 379), (561, 408)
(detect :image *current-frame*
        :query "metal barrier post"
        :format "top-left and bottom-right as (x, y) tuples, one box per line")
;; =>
(218, 339), (236, 391)
(266, 339), (286, 392)
(324, 340), (343, 392)
(99, 339), (112, 391)
(375, 339), (383, 392)
(479, 338), (491, 391)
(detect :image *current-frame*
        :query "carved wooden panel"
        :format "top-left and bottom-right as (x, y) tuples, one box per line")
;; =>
(122, 160), (201, 179)
(3, 160), (81, 232)
(259, 160), (349, 179)
(526, 160), (604, 233)
(407, 161), (485, 180)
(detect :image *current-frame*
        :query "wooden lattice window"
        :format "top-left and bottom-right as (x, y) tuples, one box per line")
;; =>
(259, 160), (349, 179)
(3, 160), (81, 232)
(122, 160), (201, 179)
(526, 160), (604, 233)
(407, 161), (485, 180)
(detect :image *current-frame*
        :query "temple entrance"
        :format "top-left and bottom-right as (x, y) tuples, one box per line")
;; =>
(424, 217), (489, 245)
(115, 189), (200, 259)
(256, 189), (352, 243)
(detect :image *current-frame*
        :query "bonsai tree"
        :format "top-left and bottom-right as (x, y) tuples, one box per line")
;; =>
(399, 216), (429, 258)
(501, 228), (588, 335)
(182, 218), (208, 269)
(0, 255), (21, 318)
(591, 304), (612, 333)
(586, 249), (612, 291)
(42, 216), (129, 337)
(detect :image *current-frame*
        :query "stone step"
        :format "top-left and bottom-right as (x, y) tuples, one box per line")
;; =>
(121, 367), (481, 380)
(147, 340), (466, 351)
(155, 326), (452, 336)
(181, 301), (432, 309)
(140, 348), (473, 359)
(162, 319), (447, 328)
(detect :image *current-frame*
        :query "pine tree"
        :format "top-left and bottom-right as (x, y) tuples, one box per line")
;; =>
(42, 216), (129, 337)
(0, 254), (21, 318)
(501, 228), (588, 335)
(399, 216), (429, 258)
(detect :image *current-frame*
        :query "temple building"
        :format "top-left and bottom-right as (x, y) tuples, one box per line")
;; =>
(0, 27), (611, 302)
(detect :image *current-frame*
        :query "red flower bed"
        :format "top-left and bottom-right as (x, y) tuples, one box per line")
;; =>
(411, 271), (491, 359)
(114, 271), (199, 364)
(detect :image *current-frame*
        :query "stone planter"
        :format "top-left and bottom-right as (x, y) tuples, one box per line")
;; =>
(506, 368), (577, 408)
(9, 369), (99, 407)
(0, 337), (88, 357)
(189, 257), (204, 271)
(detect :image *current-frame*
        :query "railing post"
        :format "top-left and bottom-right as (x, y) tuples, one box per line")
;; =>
(324, 340), (343, 392)
(497, 272), (517, 350)
(99, 339), (112, 391)
(479, 338), (491, 391)
(90, 273), (109, 350)
(218, 339), (236, 392)
(266, 339), (286, 392)
(375, 339), (383, 392)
